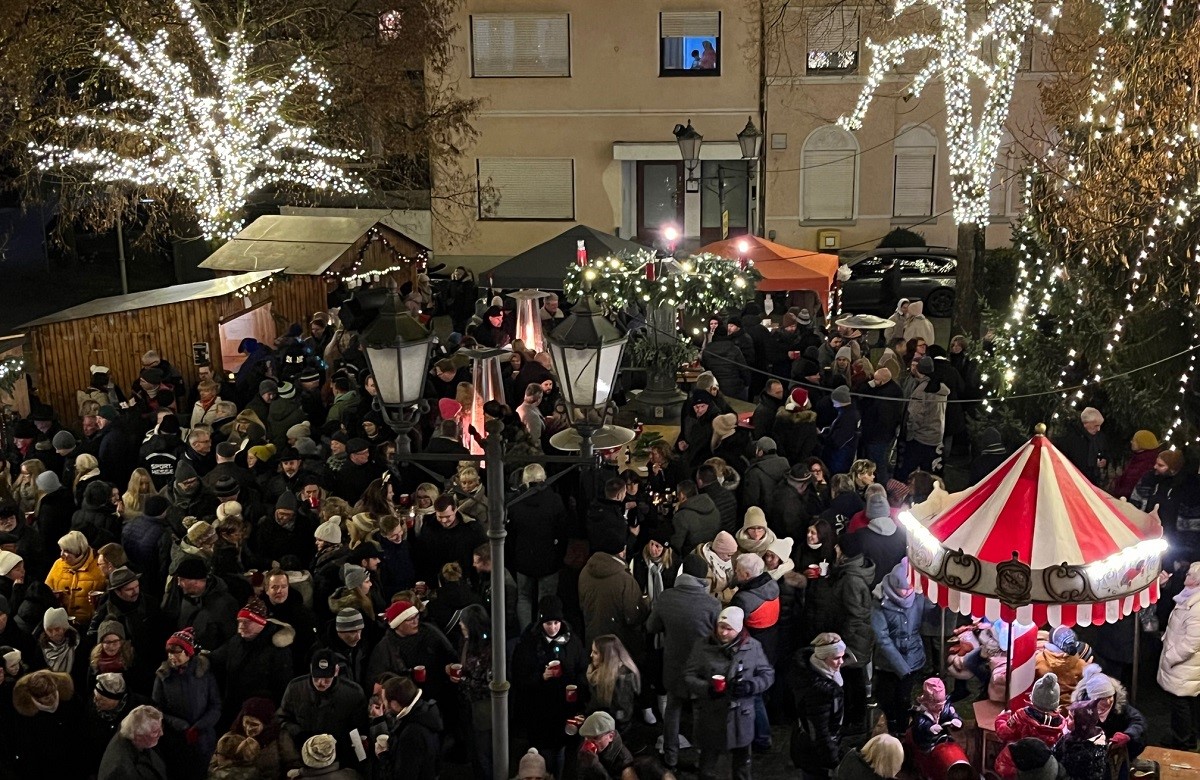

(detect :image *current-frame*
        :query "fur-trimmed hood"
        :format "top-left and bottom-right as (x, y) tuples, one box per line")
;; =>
(13, 670), (74, 717)
(263, 618), (295, 648)
(776, 407), (817, 425)
(156, 651), (212, 680)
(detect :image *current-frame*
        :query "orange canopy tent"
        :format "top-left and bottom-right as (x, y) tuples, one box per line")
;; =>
(698, 235), (839, 307)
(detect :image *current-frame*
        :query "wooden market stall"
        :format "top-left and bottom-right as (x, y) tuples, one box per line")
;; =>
(17, 271), (278, 423)
(198, 215), (429, 326)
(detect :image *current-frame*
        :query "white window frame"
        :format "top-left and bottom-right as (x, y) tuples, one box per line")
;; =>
(893, 125), (937, 219)
(477, 158), (576, 221)
(470, 13), (571, 78)
(800, 125), (859, 223)
(806, 8), (860, 75)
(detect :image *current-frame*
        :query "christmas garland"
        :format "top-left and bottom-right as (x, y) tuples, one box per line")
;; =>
(561, 249), (760, 314)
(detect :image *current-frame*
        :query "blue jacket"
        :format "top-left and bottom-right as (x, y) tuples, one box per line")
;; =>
(870, 587), (925, 676)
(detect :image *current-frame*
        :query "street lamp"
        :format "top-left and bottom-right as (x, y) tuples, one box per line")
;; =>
(546, 282), (629, 453)
(737, 116), (763, 160)
(357, 287), (434, 452)
(673, 119), (703, 182)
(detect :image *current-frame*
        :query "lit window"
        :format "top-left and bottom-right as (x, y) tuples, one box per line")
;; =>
(807, 9), (859, 74)
(660, 12), (721, 76)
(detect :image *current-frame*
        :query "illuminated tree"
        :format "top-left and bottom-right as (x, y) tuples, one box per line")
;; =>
(837, 0), (1059, 336)
(29, 0), (366, 241)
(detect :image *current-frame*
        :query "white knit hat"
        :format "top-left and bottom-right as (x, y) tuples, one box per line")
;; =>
(314, 518), (342, 545)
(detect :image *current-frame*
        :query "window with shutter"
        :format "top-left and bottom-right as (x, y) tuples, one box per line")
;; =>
(893, 126), (937, 218)
(807, 8), (859, 74)
(660, 11), (721, 75)
(990, 135), (1017, 218)
(477, 158), (575, 220)
(801, 125), (858, 221)
(471, 14), (570, 77)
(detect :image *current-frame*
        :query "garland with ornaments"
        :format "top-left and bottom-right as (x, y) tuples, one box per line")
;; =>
(323, 226), (429, 287)
(562, 249), (760, 314)
(0, 358), (25, 394)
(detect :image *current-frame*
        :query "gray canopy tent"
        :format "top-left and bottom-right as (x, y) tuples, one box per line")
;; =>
(484, 225), (648, 290)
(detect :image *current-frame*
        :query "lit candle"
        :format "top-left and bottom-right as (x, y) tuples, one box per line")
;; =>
(576, 239), (587, 267)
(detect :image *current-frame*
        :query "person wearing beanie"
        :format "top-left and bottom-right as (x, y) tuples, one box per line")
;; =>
(644, 551), (719, 769)
(315, 607), (371, 689)
(139, 413), (185, 491)
(709, 412), (749, 468)
(869, 559), (925, 733)
(1034, 626), (1092, 706)
(325, 561), (376, 661)
(1007, 737), (1065, 780)
(846, 483), (906, 588)
(826, 528), (875, 737)
(298, 733), (341, 773)
(91, 395), (136, 490)
(1053, 700), (1108, 780)
(900, 351), (950, 480)
(45, 529), (105, 624)
(734, 505), (778, 555)
(1160, 560), (1200, 749)
(511, 593), (587, 776)
(742, 432), (791, 515)
(517, 747), (548, 780)
(793, 632), (850, 775)
(366, 598), (456, 701)
(910, 676), (962, 753)
(700, 321), (750, 401)
(1112, 429), (1163, 499)
(85, 670), (152, 774)
(161, 553), (240, 652)
(822, 384), (861, 475)
(995, 672), (1068, 779)
(837, 733), (906, 780)
(248, 487), (318, 574)
(506, 462), (570, 632)
(1131, 448), (1200, 559)
(727, 553), (780, 751)
(682, 603), (774, 779)
(154, 626), (221, 776)
(691, 529), (738, 603)
(209, 595), (294, 726)
(1070, 663), (1146, 758)
(773, 386), (820, 467)
(376, 675), (443, 780)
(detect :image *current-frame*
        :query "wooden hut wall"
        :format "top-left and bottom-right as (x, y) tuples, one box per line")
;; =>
(30, 283), (282, 423)
(247, 275), (326, 334)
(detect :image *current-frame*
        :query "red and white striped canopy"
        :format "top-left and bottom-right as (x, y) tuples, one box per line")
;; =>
(904, 432), (1165, 627)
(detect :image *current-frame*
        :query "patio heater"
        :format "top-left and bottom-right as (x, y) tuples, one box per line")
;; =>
(507, 289), (550, 353)
(460, 347), (508, 455)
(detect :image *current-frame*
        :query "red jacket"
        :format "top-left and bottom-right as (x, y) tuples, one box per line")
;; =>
(1112, 448), (1160, 499)
(994, 705), (1068, 778)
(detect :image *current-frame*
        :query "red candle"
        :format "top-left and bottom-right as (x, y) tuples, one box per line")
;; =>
(646, 262), (657, 281)
(576, 239), (587, 267)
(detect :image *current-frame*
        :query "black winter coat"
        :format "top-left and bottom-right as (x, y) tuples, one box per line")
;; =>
(279, 674), (369, 769)
(774, 408), (820, 465)
(380, 697), (442, 780)
(859, 381), (905, 444)
(670, 494), (722, 555)
(507, 482), (568, 577)
(791, 646), (844, 772)
(741, 454), (790, 515)
(161, 575), (240, 652)
(701, 481), (740, 535)
(34, 486), (75, 577)
(209, 620), (296, 723)
(701, 338), (749, 399)
(411, 518), (485, 584)
(511, 621), (588, 750)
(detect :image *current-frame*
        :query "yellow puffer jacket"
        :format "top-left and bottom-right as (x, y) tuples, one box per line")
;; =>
(44, 549), (106, 624)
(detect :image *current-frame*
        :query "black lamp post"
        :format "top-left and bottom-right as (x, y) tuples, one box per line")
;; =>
(546, 283), (629, 456)
(673, 119), (703, 183)
(358, 288), (434, 453)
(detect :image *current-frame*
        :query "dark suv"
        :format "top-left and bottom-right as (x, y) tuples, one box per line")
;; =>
(838, 247), (957, 317)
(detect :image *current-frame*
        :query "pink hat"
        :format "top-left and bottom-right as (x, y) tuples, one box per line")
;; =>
(712, 531), (738, 556)
(917, 677), (946, 708)
(438, 398), (462, 421)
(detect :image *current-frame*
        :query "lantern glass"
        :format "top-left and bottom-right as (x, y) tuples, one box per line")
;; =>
(673, 120), (703, 167)
(737, 116), (762, 159)
(546, 295), (628, 423)
(359, 292), (433, 412)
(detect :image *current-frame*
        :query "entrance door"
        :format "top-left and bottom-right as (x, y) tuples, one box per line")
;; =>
(700, 160), (750, 243)
(219, 302), (276, 371)
(636, 161), (684, 244)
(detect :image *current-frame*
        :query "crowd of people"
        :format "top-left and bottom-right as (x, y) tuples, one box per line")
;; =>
(0, 277), (1191, 780)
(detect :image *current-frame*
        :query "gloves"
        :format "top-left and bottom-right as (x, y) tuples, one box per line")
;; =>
(949, 719), (963, 729)
(930, 724), (943, 735)
(1110, 732), (1130, 748)
(731, 679), (755, 697)
(185, 727), (200, 746)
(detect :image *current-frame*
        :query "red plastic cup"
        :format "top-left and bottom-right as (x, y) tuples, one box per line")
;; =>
(806, 564), (820, 580)
(449, 663), (463, 682)
(565, 684), (578, 703)
(547, 660), (562, 678)
(412, 665), (426, 683)
(711, 674), (727, 693)
(414, 581), (428, 596)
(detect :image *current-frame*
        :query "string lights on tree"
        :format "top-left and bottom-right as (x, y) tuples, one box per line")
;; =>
(28, 0), (367, 241)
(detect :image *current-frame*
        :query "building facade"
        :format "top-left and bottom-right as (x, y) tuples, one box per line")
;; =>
(433, 1), (1054, 273)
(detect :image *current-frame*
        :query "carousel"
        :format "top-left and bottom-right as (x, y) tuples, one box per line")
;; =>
(898, 425), (1166, 778)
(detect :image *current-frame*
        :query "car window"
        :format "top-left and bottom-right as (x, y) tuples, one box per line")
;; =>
(897, 256), (955, 275)
(850, 258), (884, 277)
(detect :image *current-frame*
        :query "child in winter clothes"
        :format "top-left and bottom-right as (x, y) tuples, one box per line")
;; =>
(910, 677), (962, 752)
(995, 673), (1068, 779)
(1054, 700), (1108, 780)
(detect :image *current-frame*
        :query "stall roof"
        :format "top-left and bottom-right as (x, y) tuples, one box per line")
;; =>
(20, 270), (276, 328)
(486, 225), (649, 290)
(199, 215), (427, 275)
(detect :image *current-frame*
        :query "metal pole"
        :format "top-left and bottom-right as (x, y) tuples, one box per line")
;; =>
(484, 418), (509, 780)
(1131, 612), (1140, 705)
(1003, 617), (1014, 705)
(116, 218), (128, 295)
(939, 606), (947, 676)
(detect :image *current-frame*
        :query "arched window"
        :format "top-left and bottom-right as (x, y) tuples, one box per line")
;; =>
(893, 125), (937, 218)
(801, 125), (858, 221)
(990, 132), (1018, 219)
